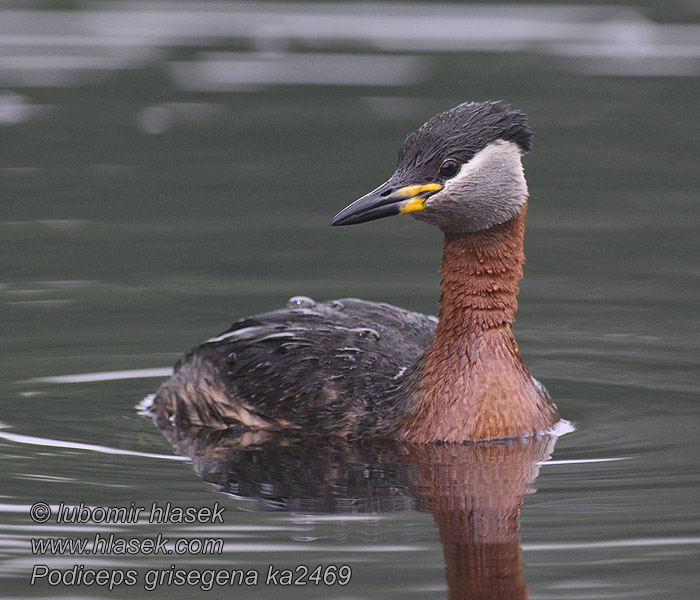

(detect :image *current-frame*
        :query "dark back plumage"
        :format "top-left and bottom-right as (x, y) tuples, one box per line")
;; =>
(156, 299), (436, 436)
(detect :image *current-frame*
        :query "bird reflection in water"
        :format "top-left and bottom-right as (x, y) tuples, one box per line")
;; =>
(149, 408), (557, 599)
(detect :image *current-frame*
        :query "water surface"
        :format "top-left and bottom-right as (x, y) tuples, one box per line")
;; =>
(1, 1), (699, 598)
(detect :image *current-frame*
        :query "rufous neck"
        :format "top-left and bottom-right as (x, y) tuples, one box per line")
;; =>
(393, 203), (560, 443)
(435, 205), (526, 339)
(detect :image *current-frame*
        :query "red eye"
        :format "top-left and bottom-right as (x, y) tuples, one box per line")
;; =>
(439, 159), (459, 178)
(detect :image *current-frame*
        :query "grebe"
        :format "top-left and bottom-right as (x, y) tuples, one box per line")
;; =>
(151, 101), (560, 443)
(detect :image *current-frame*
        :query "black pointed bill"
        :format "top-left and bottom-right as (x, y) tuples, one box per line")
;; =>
(331, 181), (443, 226)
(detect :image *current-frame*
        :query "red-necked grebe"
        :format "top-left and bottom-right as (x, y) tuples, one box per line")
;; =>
(150, 101), (560, 443)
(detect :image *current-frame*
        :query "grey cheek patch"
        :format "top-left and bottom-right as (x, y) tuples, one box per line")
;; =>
(412, 141), (527, 234)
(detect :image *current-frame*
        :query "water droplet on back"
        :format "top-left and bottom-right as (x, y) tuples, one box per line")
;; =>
(287, 295), (316, 309)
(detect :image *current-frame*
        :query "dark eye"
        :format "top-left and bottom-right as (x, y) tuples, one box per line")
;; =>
(439, 159), (460, 178)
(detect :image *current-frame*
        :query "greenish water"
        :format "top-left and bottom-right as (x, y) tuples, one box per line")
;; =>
(1, 1), (699, 598)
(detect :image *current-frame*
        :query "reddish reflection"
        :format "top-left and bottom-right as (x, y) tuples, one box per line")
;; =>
(150, 414), (555, 598)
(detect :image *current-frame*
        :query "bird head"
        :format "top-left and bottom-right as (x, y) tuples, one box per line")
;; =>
(331, 101), (533, 234)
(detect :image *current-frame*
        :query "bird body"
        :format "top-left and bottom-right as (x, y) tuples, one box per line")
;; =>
(154, 298), (436, 436)
(151, 101), (560, 442)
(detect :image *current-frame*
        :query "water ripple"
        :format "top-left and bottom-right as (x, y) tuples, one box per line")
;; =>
(0, 428), (188, 462)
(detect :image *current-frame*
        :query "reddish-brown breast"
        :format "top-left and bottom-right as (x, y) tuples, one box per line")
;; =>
(395, 204), (559, 442)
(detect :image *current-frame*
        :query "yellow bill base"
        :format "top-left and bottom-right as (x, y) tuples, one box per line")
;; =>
(397, 183), (442, 214)
(399, 197), (427, 214)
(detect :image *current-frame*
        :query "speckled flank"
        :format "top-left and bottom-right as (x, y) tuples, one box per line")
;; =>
(151, 353), (276, 430)
(396, 204), (559, 442)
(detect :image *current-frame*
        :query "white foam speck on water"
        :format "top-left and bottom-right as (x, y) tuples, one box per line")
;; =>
(136, 393), (156, 415)
(546, 418), (576, 437)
